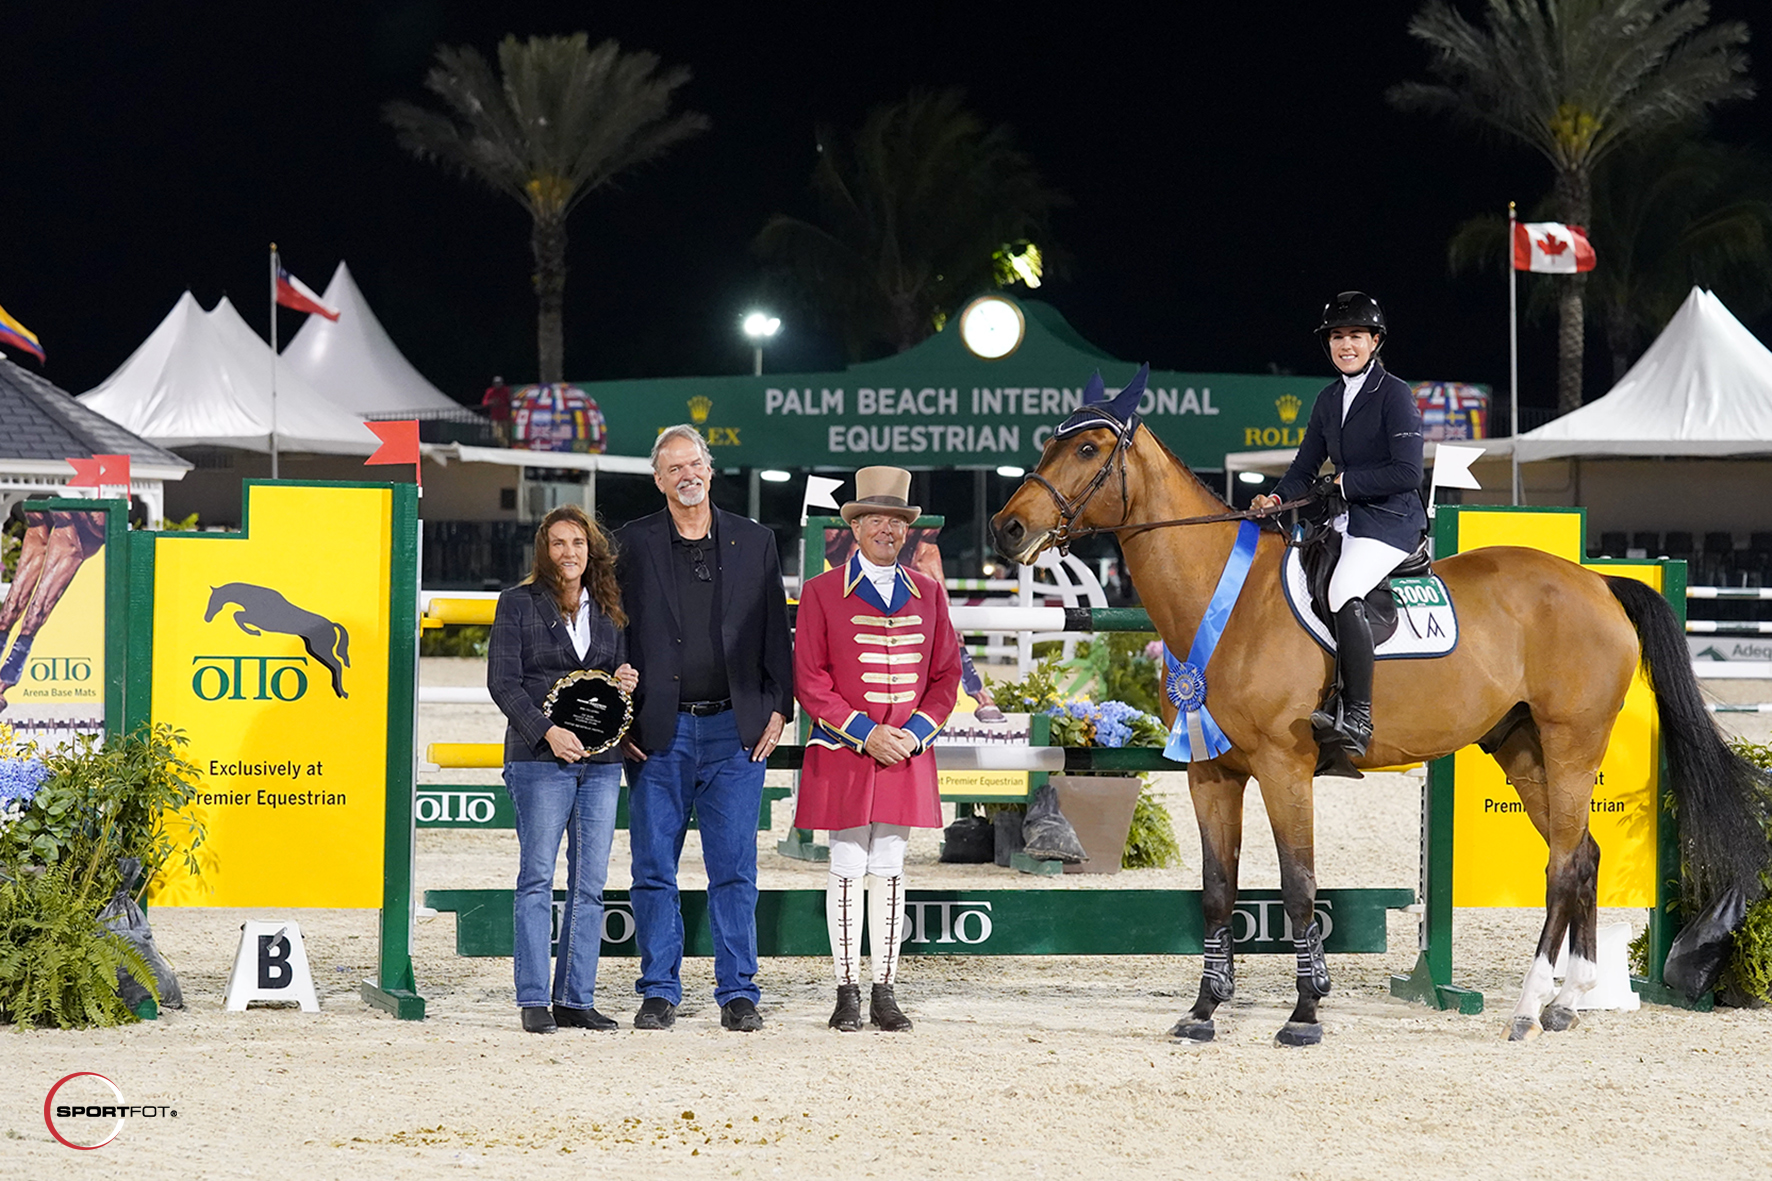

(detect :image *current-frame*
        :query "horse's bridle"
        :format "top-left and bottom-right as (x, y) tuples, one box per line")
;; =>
(1023, 412), (1312, 553)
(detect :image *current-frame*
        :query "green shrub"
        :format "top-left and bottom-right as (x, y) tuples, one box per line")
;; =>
(421, 624), (490, 658)
(1123, 783), (1182, 870)
(0, 861), (157, 1028)
(0, 724), (204, 1028)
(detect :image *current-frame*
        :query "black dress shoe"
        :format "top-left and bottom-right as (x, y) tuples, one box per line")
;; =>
(828, 984), (862, 1032)
(554, 1005), (618, 1031)
(720, 997), (764, 1032)
(520, 1006), (556, 1034)
(869, 984), (912, 1032)
(633, 996), (677, 1030)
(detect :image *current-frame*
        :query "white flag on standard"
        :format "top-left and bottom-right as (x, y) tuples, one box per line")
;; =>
(1427, 443), (1485, 518)
(801, 475), (844, 523)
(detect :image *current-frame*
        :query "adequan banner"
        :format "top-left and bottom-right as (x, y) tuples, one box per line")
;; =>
(149, 483), (393, 907)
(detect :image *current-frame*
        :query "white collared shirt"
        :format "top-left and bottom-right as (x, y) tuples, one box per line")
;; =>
(858, 555), (898, 601)
(1340, 368), (1368, 424)
(567, 588), (591, 660)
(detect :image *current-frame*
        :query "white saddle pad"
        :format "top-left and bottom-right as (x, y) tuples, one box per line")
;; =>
(1281, 546), (1459, 660)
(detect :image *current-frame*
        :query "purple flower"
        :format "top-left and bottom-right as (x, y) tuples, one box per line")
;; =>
(0, 758), (48, 809)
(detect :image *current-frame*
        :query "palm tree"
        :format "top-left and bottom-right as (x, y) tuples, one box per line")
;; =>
(385, 34), (708, 384)
(1389, 0), (1753, 413)
(1449, 132), (1772, 386)
(755, 89), (1063, 358)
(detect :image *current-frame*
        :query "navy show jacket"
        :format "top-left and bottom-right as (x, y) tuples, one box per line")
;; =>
(1271, 362), (1428, 551)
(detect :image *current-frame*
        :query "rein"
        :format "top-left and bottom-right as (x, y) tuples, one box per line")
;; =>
(1025, 416), (1312, 550)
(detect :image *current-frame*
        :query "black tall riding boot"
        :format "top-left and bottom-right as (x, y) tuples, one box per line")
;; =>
(1311, 599), (1374, 757)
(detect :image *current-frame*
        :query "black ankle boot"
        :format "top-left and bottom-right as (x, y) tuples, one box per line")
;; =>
(869, 984), (912, 1032)
(1313, 599), (1375, 757)
(829, 984), (862, 1032)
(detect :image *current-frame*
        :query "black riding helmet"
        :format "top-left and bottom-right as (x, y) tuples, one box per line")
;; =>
(1315, 291), (1386, 357)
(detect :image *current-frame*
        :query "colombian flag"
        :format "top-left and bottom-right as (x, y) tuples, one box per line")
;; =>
(0, 302), (44, 362)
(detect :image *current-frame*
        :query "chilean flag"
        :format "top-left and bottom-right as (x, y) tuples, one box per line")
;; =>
(1513, 222), (1596, 273)
(275, 265), (340, 320)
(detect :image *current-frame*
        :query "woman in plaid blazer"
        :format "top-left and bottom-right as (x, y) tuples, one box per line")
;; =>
(488, 505), (638, 1035)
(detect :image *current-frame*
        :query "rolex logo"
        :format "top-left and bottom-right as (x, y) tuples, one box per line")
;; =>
(1276, 394), (1302, 425)
(687, 396), (712, 425)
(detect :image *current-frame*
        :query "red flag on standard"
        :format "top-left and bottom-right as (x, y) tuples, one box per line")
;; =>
(66, 454), (130, 488)
(276, 265), (340, 321)
(1513, 222), (1596, 273)
(364, 420), (421, 487)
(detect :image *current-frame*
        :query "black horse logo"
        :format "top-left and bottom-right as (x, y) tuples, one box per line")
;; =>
(204, 582), (351, 699)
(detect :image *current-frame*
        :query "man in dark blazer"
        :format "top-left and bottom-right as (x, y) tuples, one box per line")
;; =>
(614, 424), (794, 1034)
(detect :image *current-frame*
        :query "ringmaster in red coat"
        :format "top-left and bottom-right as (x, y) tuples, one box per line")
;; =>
(795, 466), (961, 1034)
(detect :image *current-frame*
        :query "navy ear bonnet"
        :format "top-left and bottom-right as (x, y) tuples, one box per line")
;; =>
(1053, 364), (1150, 440)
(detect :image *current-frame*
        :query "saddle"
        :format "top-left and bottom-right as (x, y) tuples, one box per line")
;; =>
(1291, 477), (1430, 647)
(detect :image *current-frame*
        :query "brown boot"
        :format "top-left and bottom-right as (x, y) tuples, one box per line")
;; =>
(829, 984), (862, 1032)
(869, 984), (912, 1032)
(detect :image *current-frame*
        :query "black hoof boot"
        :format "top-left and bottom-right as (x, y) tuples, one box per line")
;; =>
(829, 984), (862, 1032)
(869, 984), (912, 1032)
(1540, 1003), (1580, 1032)
(1274, 1021), (1323, 1047)
(1170, 1015), (1216, 1043)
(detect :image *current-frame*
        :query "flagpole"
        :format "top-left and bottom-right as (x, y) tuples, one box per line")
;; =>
(269, 243), (280, 480)
(1508, 203), (1520, 506)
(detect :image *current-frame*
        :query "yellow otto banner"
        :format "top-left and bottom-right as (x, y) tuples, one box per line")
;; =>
(1449, 510), (1658, 907)
(150, 484), (393, 907)
(0, 508), (107, 738)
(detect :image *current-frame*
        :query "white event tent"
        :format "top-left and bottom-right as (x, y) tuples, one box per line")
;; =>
(1509, 286), (1772, 461)
(280, 261), (461, 416)
(79, 291), (380, 455)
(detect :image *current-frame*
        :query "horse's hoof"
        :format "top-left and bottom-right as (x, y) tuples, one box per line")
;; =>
(1169, 1017), (1215, 1043)
(1274, 1022), (1322, 1047)
(1506, 1016), (1541, 1042)
(1539, 1004), (1580, 1032)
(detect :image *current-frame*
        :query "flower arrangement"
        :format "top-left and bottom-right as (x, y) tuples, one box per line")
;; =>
(0, 722), (206, 1028)
(983, 658), (1181, 870)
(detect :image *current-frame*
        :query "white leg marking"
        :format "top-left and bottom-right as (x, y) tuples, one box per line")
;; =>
(1552, 953), (1598, 1010)
(1512, 954), (1558, 1020)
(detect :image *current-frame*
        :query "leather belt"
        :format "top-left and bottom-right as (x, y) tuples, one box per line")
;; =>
(679, 698), (732, 716)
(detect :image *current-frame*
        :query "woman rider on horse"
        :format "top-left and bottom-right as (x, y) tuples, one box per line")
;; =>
(1252, 291), (1426, 758)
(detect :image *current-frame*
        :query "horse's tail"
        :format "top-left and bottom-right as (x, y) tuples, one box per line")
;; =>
(333, 622), (350, 668)
(1606, 576), (1770, 909)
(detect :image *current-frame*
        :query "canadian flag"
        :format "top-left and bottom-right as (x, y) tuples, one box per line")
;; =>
(1513, 222), (1596, 273)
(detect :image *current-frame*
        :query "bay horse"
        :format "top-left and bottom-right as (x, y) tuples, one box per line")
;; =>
(990, 369), (1769, 1043)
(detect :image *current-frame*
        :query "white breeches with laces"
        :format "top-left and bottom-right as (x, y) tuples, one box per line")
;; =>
(825, 823), (910, 987)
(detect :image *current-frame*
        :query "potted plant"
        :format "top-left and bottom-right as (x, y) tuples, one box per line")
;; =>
(984, 657), (1181, 873)
(0, 722), (205, 1028)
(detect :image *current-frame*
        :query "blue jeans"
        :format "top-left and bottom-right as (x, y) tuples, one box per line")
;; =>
(504, 759), (622, 1009)
(627, 709), (765, 1006)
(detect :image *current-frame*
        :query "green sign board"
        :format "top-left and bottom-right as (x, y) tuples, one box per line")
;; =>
(571, 298), (1324, 471)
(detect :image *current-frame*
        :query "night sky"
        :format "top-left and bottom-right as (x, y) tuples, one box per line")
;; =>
(5, 2), (1771, 417)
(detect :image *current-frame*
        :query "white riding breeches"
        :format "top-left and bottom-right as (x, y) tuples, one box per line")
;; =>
(828, 824), (910, 880)
(1327, 533), (1412, 612)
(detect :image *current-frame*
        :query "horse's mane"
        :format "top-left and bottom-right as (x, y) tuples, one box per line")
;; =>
(1139, 424), (1229, 510)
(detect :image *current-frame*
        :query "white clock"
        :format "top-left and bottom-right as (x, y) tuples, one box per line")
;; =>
(957, 295), (1025, 360)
